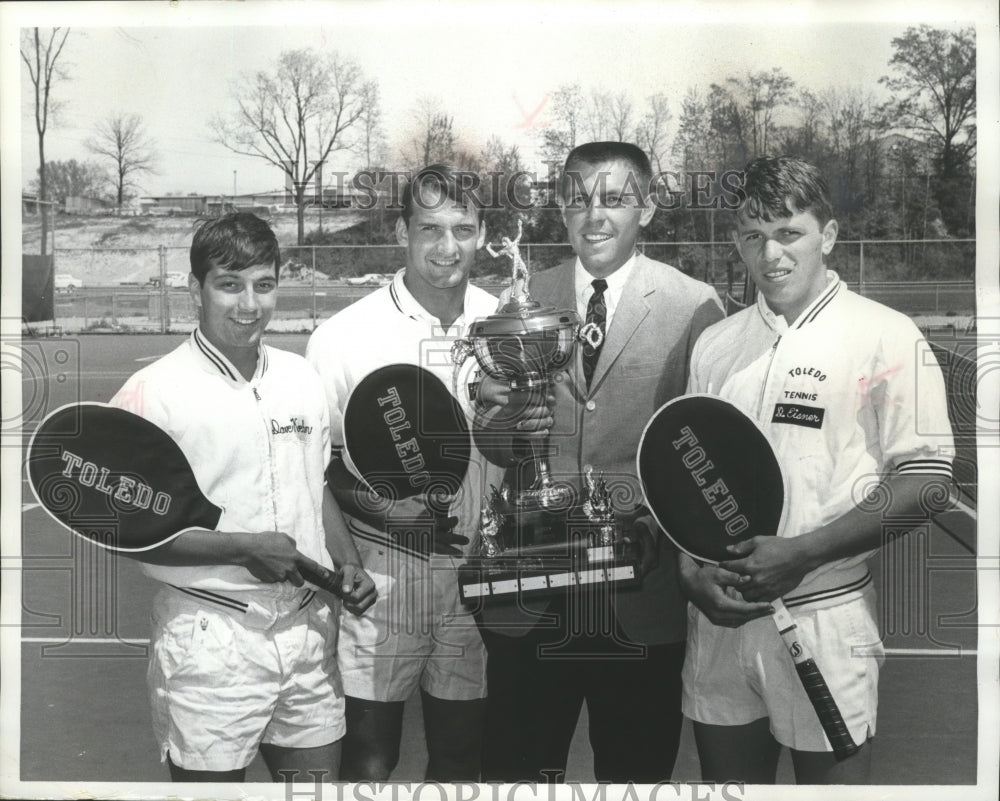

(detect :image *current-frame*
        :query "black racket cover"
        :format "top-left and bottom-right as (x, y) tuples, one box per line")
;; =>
(342, 364), (472, 501)
(637, 394), (785, 563)
(27, 403), (222, 551)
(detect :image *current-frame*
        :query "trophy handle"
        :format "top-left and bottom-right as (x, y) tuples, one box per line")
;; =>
(450, 338), (476, 401)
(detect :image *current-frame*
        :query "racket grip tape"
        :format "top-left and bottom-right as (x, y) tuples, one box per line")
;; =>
(772, 599), (860, 760)
(299, 560), (346, 599)
(794, 657), (862, 760)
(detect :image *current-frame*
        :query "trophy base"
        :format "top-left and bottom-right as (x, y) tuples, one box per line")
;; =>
(458, 507), (640, 605)
(458, 542), (640, 605)
(511, 483), (576, 512)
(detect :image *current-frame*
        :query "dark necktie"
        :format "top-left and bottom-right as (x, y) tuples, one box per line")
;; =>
(582, 278), (608, 389)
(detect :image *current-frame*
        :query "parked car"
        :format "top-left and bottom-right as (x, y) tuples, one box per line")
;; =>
(54, 274), (83, 293)
(345, 273), (393, 286)
(146, 272), (189, 289)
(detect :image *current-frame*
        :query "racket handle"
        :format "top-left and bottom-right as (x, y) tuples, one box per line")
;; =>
(298, 558), (345, 599)
(772, 600), (860, 761)
(794, 657), (861, 760)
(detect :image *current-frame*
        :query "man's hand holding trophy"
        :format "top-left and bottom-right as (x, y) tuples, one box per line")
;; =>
(451, 221), (641, 604)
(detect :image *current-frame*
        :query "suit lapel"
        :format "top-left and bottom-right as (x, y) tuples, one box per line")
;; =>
(588, 254), (653, 395)
(536, 261), (585, 398)
(543, 261), (577, 312)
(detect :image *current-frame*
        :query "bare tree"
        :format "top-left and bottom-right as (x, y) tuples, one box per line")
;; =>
(30, 159), (107, 205)
(351, 80), (389, 244)
(399, 97), (456, 168)
(21, 27), (70, 255)
(353, 80), (388, 169)
(86, 113), (158, 208)
(635, 93), (671, 173)
(671, 88), (709, 169)
(582, 89), (613, 140)
(779, 89), (825, 158)
(822, 88), (888, 234)
(212, 48), (366, 244)
(606, 91), (635, 142)
(705, 82), (749, 168)
(399, 96), (480, 171)
(730, 68), (796, 156)
(539, 83), (583, 163)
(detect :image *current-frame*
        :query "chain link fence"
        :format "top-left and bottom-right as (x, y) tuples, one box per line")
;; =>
(42, 240), (976, 334)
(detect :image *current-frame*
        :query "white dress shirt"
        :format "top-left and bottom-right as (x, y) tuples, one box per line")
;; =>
(573, 252), (637, 328)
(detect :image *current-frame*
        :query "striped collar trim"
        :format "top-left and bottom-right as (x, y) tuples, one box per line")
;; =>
(191, 327), (267, 383)
(757, 271), (842, 331)
(389, 270), (472, 332)
(388, 275), (418, 320)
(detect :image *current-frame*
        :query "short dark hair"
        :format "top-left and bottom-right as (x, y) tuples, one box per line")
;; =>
(561, 141), (653, 201)
(190, 212), (281, 284)
(737, 156), (834, 225)
(400, 164), (482, 225)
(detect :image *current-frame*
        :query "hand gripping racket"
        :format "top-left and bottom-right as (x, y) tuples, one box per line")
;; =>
(26, 402), (347, 595)
(637, 394), (860, 760)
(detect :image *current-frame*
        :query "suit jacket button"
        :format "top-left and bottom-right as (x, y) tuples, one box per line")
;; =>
(585, 400), (596, 411)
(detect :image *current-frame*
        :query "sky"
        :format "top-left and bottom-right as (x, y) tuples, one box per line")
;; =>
(6, 0), (993, 198)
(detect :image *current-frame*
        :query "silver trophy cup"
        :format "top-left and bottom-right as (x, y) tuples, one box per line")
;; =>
(452, 220), (580, 511)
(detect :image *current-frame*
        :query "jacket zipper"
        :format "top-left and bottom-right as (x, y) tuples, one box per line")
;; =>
(252, 384), (280, 530)
(756, 335), (782, 418)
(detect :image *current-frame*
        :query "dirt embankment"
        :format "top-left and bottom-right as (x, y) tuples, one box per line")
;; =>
(22, 211), (361, 286)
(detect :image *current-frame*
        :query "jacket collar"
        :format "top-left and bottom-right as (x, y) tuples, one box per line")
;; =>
(191, 327), (267, 384)
(389, 268), (473, 333)
(756, 270), (842, 332)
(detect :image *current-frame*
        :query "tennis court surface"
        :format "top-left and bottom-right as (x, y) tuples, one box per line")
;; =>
(5, 332), (992, 791)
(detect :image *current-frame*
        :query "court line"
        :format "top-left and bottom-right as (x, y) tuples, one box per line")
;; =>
(21, 637), (150, 646)
(20, 371), (143, 380)
(15, 636), (978, 656)
(952, 495), (978, 517)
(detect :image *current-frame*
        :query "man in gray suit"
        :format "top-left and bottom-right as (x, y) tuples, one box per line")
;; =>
(474, 142), (724, 782)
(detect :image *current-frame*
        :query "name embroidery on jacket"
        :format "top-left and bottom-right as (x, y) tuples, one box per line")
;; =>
(771, 403), (825, 429)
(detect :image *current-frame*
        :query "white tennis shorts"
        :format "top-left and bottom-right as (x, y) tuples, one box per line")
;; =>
(148, 585), (346, 772)
(682, 588), (884, 752)
(338, 540), (487, 702)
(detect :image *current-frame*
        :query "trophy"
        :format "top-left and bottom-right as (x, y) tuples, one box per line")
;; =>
(452, 220), (579, 511)
(452, 222), (640, 604)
